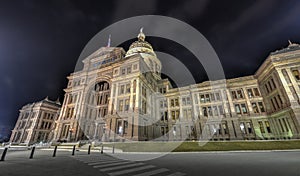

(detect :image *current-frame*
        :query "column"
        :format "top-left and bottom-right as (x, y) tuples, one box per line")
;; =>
(242, 88), (254, 115)
(108, 83), (115, 114)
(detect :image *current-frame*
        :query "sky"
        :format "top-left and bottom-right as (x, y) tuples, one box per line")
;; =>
(1, 0), (300, 137)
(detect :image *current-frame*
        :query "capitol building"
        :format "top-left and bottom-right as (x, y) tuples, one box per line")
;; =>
(10, 29), (300, 144)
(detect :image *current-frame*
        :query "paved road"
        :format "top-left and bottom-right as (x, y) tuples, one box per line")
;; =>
(0, 148), (299, 176)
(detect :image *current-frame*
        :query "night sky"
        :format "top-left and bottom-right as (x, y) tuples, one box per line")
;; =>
(1, 0), (300, 138)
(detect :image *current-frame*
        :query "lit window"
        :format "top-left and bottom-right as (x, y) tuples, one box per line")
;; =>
(258, 121), (265, 133)
(247, 89), (254, 98)
(241, 104), (248, 113)
(265, 121), (271, 133)
(292, 70), (300, 80)
(235, 104), (241, 114)
(240, 122), (245, 133)
(252, 103), (259, 113)
(258, 102), (265, 112)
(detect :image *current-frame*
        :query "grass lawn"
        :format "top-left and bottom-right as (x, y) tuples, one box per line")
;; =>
(102, 140), (300, 152)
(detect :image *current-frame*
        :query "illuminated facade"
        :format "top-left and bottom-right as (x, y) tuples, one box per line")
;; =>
(10, 97), (61, 145)
(15, 29), (300, 143)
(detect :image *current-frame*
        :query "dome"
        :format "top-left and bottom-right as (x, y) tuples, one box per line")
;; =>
(125, 28), (162, 75)
(125, 28), (157, 58)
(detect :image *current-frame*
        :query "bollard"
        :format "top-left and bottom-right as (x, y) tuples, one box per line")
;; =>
(88, 145), (91, 155)
(0, 148), (8, 161)
(101, 145), (103, 154)
(72, 145), (75, 156)
(29, 146), (35, 159)
(112, 144), (115, 154)
(52, 146), (57, 157)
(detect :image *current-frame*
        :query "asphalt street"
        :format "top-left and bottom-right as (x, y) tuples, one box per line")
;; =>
(0, 148), (299, 176)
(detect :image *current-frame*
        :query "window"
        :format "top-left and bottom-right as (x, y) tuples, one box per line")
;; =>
(186, 97), (191, 105)
(270, 98), (276, 110)
(256, 103), (264, 113)
(258, 121), (265, 133)
(171, 111), (176, 121)
(202, 107), (208, 117)
(116, 120), (122, 134)
(124, 121), (128, 134)
(223, 123), (228, 134)
(200, 95), (205, 103)
(114, 69), (118, 74)
(121, 68), (126, 75)
(175, 99), (179, 106)
(282, 118), (289, 132)
(246, 122), (253, 134)
(125, 99), (129, 111)
(235, 104), (241, 114)
(182, 98), (186, 106)
(231, 91), (237, 99)
(205, 94), (210, 102)
(171, 99), (174, 107)
(133, 64), (138, 70)
(237, 90), (244, 99)
(142, 100), (147, 114)
(277, 95), (283, 105)
(187, 109), (192, 120)
(247, 89), (254, 98)
(66, 107), (74, 118)
(271, 78), (276, 89)
(215, 92), (221, 101)
(208, 107), (213, 116)
(218, 105), (224, 115)
(175, 110), (180, 121)
(240, 122), (245, 133)
(142, 87), (147, 97)
(127, 67), (131, 74)
(292, 70), (300, 80)
(253, 88), (260, 96)
(252, 103), (259, 113)
(126, 84), (130, 93)
(213, 106), (218, 116)
(265, 121), (271, 133)
(241, 104), (248, 113)
(119, 100), (123, 111)
(120, 85), (125, 94)
(265, 84), (270, 93)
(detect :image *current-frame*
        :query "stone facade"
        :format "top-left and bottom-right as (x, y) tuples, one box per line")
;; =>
(24, 30), (300, 142)
(54, 32), (300, 141)
(10, 97), (61, 145)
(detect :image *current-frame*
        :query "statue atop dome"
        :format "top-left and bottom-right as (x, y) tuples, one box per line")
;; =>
(137, 27), (145, 41)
